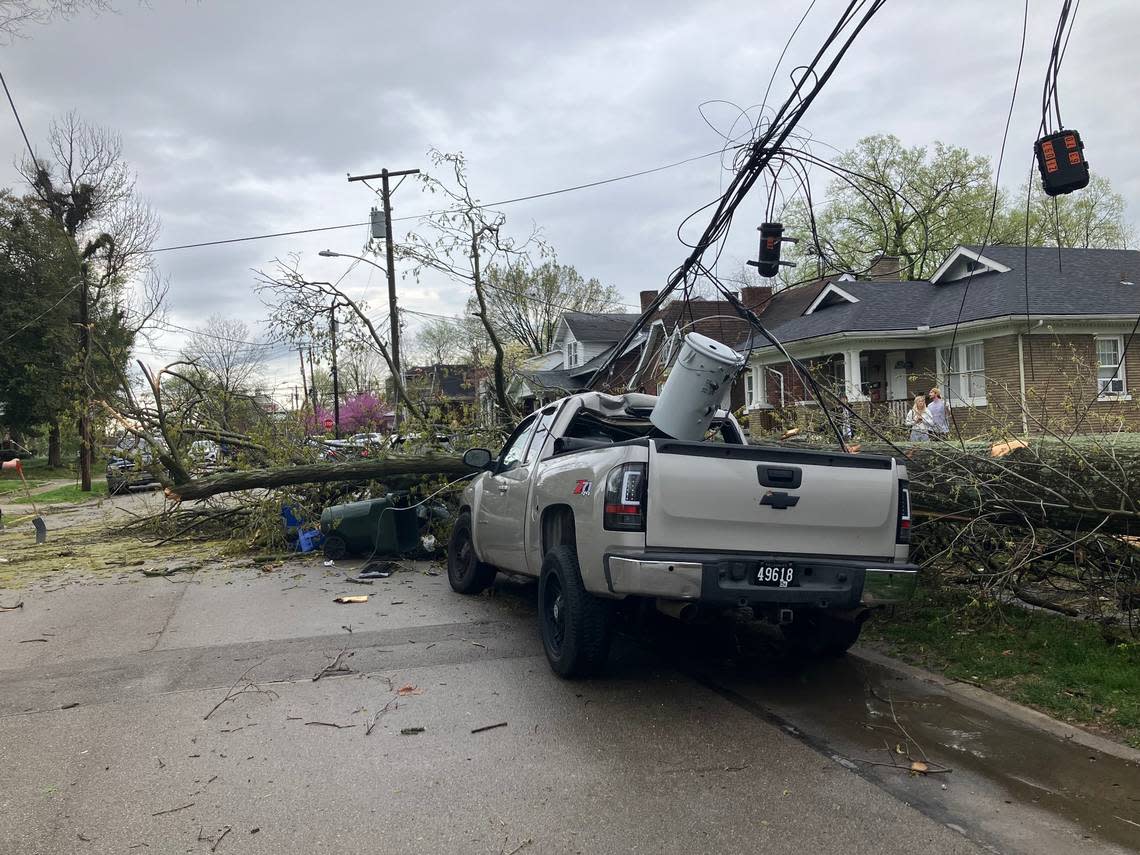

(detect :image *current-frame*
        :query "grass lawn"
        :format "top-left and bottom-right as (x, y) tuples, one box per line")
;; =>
(19, 457), (79, 479)
(13, 482), (108, 504)
(863, 588), (1140, 749)
(0, 478), (44, 494)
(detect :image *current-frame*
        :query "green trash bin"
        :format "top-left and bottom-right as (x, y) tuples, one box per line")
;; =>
(319, 495), (420, 560)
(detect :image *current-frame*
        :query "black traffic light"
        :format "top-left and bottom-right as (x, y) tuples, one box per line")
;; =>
(747, 222), (796, 278)
(1035, 129), (1089, 196)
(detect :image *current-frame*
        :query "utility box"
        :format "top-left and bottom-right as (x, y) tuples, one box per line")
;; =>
(650, 333), (744, 441)
(370, 207), (386, 240)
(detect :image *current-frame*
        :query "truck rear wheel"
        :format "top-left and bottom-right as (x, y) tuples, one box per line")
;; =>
(538, 545), (612, 678)
(782, 610), (864, 658)
(447, 510), (496, 594)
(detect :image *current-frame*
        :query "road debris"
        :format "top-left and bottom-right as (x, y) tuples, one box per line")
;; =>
(204, 663), (278, 720)
(358, 561), (396, 579)
(323, 560), (336, 567)
(333, 595), (369, 604)
(18, 638), (48, 643)
(152, 801), (195, 817)
(198, 825), (231, 852)
(400, 726), (425, 736)
(345, 577), (373, 585)
(60, 702), (79, 710)
(0, 600), (24, 611)
(396, 683), (422, 696)
(471, 721), (508, 734)
(365, 698), (398, 735)
(312, 645), (354, 681)
(304, 720), (356, 729)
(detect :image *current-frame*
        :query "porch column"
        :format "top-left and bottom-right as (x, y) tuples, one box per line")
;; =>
(844, 349), (868, 401)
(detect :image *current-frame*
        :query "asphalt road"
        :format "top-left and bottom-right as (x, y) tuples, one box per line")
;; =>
(1, 554), (1138, 855)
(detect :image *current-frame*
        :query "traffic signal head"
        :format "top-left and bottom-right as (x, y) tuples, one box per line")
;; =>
(1035, 130), (1089, 196)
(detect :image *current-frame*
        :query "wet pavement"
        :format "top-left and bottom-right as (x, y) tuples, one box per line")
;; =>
(0, 557), (1137, 854)
(662, 631), (1140, 854)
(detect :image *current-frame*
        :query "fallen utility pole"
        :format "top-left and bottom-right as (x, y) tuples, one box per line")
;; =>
(166, 454), (471, 502)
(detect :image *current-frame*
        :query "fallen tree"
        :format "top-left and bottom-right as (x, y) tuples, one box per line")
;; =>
(166, 454), (473, 502)
(866, 440), (1140, 537)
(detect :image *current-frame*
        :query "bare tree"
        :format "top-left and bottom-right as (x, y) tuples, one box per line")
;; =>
(181, 315), (266, 432)
(0, 0), (112, 43)
(481, 261), (622, 356)
(17, 110), (161, 488)
(401, 149), (547, 420)
(339, 342), (388, 397)
(413, 316), (467, 365)
(255, 255), (428, 422)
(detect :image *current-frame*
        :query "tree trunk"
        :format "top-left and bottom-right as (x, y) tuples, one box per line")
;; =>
(167, 454), (473, 502)
(863, 441), (1140, 536)
(469, 225), (514, 421)
(48, 422), (62, 468)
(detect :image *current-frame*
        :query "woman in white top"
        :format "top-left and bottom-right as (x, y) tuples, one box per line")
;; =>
(904, 394), (934, 441)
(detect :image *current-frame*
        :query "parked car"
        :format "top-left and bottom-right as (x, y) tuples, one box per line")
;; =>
(188, 439), (220, 465)
(106, 436), (166, 494)
(449, 391), (916, 677)
(347, 432), (386, 446)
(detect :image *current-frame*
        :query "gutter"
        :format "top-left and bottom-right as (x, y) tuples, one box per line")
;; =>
(745, 313), (1138, 359)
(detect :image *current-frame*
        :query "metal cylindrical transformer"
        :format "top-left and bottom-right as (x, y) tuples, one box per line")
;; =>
(650, 332), (745, 441)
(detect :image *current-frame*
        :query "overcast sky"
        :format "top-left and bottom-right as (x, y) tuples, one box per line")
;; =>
(3, 0), (1138, 399)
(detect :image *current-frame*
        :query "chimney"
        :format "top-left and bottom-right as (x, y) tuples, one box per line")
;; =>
(639, 289), (658, 313)
(867, 254), (903, 280)
(740, 285), (773, 313)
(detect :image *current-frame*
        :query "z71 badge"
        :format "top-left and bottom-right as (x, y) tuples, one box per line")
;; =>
(573, 480), (592, 496)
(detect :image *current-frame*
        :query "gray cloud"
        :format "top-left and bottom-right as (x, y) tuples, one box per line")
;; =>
(2, 0), (1137, 394)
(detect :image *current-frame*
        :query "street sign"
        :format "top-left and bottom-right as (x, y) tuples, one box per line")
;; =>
(323, 417), (334, 431)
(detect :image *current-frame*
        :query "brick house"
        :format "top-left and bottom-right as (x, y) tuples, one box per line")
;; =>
(741, 246), (1139, 436)
(508, 287), (773, 412)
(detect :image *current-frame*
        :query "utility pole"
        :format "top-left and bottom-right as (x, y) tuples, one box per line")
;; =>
(329, 302), (341, 440)
(298, 347), (309, 410)
(308, 346), (319, 413)
(346, 166), (419, 429)
(78, 262), (92, 492)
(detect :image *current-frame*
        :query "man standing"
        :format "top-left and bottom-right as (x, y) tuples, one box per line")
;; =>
(927, 387), (950, 438)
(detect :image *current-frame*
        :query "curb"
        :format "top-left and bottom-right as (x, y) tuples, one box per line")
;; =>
(850, 646), (1140, 765)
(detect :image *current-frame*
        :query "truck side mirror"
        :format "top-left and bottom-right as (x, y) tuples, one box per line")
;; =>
(463, 448), (493, 470)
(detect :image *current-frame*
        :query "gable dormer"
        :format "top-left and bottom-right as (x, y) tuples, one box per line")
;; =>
(930, 247), (1011, 283)
(803, 282), (860, 315)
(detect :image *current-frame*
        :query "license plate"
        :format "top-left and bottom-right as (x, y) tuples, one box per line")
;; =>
(754, 564), (795, 588)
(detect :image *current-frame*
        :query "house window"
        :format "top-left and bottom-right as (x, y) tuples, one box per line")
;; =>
(744, 370), (755, 408)
(1095, 335), (1127, 397)
(565, 341), (579, 368)
(938, 341), (987, 406)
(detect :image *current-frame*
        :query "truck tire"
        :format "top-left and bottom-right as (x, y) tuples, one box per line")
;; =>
(447, 510), (496, 595)
(538, 544), (612, 678)
(782, 610), (863, 658)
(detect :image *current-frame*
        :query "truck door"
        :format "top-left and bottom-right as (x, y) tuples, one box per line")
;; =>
(477, 414), (539, 571)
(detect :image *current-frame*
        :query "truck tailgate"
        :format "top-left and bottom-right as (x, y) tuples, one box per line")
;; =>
(645, 441), (898, 558)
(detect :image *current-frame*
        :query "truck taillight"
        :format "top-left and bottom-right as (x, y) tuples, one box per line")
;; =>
(896, 480), (911, 545)
(604, 463), (647, 532)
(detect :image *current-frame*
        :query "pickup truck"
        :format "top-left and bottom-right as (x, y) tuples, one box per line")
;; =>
(448, 391), (917, 677)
